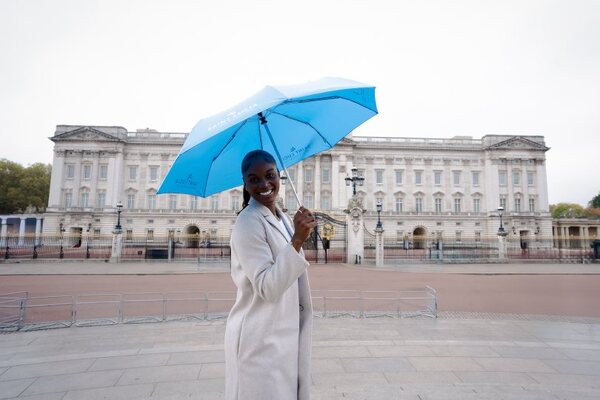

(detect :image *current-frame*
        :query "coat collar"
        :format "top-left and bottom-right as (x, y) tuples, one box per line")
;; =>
(248, 197), (292, 240)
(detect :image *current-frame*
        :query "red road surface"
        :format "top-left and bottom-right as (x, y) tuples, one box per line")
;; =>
(1, 265), (599, 317)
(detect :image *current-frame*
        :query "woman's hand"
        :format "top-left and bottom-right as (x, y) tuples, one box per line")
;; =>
(291, 206), (317, 252)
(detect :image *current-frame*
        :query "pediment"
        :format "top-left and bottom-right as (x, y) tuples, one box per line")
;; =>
(485, 137), (549, 151)
(50, 127), (124, 143)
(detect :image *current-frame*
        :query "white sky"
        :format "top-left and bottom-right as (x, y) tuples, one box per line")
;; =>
(1, 0), (599, 206)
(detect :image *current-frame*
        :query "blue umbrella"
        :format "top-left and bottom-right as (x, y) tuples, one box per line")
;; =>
(158, 77), (377, 205)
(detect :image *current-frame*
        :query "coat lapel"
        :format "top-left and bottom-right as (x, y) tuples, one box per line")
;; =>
(248, 198), (291, 241)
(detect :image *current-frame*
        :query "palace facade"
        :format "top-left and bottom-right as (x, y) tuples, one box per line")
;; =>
(37, 125), (557, 249)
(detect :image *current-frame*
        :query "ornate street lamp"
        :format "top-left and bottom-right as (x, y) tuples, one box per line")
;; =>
(86, 223), (91, 259)
(497, 206), (505, 234)
(59, 222), (66, 259)
(376, 201), (383, 229)
(345, 167), (364, 196)
(115, 201), (123, 231)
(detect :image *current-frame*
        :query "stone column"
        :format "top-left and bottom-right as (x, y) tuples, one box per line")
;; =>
(48, 151), (65, 208)
(35, 218), (42, 246)
(18, 217), (26, 246)
(0, 218), (7, 247)
(296, 162), (304, 204)
(375, 226), (384, 267)
(331, 155), (340, 209)
(497, 231), (508, 260)
(345, 197), (365, 264)
(110, 227), (123, 263)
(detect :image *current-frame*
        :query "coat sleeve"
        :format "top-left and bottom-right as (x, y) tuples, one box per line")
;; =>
(232, 212), (309, 303)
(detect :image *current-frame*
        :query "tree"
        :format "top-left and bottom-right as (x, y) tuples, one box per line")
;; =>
(0, 159), (51, 214)
(550, 203), (588, 219)
(589, 192), (600, 209)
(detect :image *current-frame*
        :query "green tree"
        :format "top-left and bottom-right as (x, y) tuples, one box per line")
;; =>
(0, 159), (51, 214)
(589, 192), (600, 209)
(550, 202), (588, 219)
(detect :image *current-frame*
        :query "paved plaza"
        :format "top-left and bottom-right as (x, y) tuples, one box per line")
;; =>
(1, 261), (600, 399)
(1, 316), (599, 399)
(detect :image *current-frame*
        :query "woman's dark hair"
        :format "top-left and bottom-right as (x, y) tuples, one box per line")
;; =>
(239, 149), (278, 212)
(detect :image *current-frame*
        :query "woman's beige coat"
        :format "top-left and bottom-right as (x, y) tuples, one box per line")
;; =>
(225, 198), (313, 400)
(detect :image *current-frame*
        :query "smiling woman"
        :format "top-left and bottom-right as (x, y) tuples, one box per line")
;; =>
(224, 149), (317, 400)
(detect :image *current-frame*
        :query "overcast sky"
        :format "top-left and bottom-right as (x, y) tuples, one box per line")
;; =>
(1, 0), (598, 206)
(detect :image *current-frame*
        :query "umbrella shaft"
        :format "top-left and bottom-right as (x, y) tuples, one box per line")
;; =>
(260, 114), (302, 207)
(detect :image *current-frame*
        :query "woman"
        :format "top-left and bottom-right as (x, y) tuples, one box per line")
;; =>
(225, 150), (317, 400)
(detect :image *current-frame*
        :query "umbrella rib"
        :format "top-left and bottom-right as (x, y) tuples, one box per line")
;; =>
(269, 111), (333, 148)
(202, 118), (251, 195)
(283, 95), (378, 114)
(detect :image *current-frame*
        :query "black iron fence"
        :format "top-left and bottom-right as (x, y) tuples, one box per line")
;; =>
(1, 234), (597, 263)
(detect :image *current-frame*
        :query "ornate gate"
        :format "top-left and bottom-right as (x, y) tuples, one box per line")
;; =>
(302, 212), (347, 263)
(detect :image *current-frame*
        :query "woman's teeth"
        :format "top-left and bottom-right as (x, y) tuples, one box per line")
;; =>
(260, 190), (273, 196)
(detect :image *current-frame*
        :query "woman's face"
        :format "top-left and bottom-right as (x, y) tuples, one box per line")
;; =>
(243, 160), (280, 212)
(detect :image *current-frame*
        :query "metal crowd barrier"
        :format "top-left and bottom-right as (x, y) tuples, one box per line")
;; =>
(0, 288), (437, 332)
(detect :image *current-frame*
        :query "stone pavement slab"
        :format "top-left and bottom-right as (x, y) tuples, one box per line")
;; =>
(0, 316), (599, 399)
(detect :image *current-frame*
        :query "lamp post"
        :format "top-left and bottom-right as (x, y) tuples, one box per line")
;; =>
(345, 167), (364, 196)
(376, 201), (383, 229)
(497, 206), (505, 234)
(85, 223), (91, 259)
(115, 201), (123, 232)
(59, 223), (66, 259)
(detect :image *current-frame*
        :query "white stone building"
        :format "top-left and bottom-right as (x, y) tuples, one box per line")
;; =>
(42, 125), (553, 248)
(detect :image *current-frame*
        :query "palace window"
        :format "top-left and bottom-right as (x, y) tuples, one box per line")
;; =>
(126, 230), (133, 241)
(455, 231), (462, 242)
(514, 198), (521, 212)
(435, 198), (442, 213)
(210, 195), (219, 211)
(454, 198), (462, 213)
(395, 197), (403, 213)
(415, 197), (423, 213)
(434, 171), (442, 186)
(128, 166), (138, 181)
(320, 193), (330, 210)
(529, 198), (535, 212)
(99, 164), (108, 180)
(127, 194), (136, 209)
(97, 191), (106, 209)
(414, 170), (423, 185)
(169, 195), (177, 210)
(395, 170), (403, 185)
(64, 192), (72, 208)
(513, 171), (521, 186)
(304, 167), (313, 183)
(147, 194), (157, 209)
(82, 165), (91, 180)
(286, 193), (297, 211)
(473, 198), (480, 213)
(499, 171), (507, 186)
(499, 197), (507, 210)
(149, 166), (159, 182)
(66, 164), (75, 179)
(146, 229), (154, 241)
(376, 169), (384, 185)
(453, 171), (461, 186)
(231, 195), (240, 211)
(472, 171), (480, 186)
(190, 195), (198, 210)
(527, 172), (535, 186)
(321, 167), (330, 183)
(304, 193), (314, 209)
(80, 191), (89, 208)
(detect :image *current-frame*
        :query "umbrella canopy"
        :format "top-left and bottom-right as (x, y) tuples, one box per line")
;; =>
(157, 77), (377, 200)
